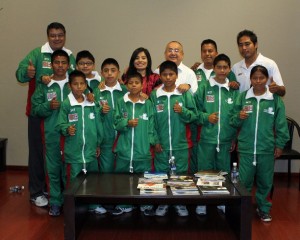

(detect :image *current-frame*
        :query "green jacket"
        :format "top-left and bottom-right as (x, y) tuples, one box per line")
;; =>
(194, 78), (238, 145)
(150, 86), (197, 151)
(16, 43), (75, 85)
(93, 82), (127, 147)
(31, 79), (70, 144)
(230, 87), (289, 155)
(16, 42), (75, 115)
(113, 93), (155, 168)
(57, 93), (103, 164)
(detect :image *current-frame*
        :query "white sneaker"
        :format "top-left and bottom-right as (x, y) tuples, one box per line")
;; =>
(196, 205), (207, 215)
(140, 205), (153, 212)
(217, 205), (225, 214)
(30, 195), (48, 207)
(155, 205), (169, 216)
(94, 206), (107, 214)
(174, 205), (189, 217)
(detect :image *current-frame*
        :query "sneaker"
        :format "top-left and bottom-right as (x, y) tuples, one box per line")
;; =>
(111, 208), (123, 216)
(140, 205), (153, 212)
(111, 205), (133, 215)
(30, 195), (48, 207)
(155, 205), (169, 216)
(144, 208), (156, 216)
(174, 205), (189, 217)
(94, 206), (107, 215)
(217, 205), (226, 214)
(49, 205), (61, 216)
(196, 205), (207, 215)
(256, 208), (272, 222)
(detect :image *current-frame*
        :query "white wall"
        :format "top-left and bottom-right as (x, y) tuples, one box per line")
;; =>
(0, 0), (299, 172)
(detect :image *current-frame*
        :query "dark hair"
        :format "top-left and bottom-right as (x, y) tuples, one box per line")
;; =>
(159, 60), (178, 75)
(101, 58), (119, 70)
(250, 65), (269, 79)
(127, 47), (153, 78)
(201, 39), (218, 51)
(76, 50), (95, 64)
(126, 72), (143, 84)
(237, 29), (257, 45)
(47, 22), (66, 36)
(51, 49), (69, 64)
(213, 53), (231, 67)
(69, 70), (86, 84)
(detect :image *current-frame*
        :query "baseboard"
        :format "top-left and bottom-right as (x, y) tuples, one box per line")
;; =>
(5, 165), (28, 171)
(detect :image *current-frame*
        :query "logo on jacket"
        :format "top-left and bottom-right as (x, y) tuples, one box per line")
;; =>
(47, 92), (57, 101)
(206, 95), (214, 103)
(156, 104), (164, 112)
(226, 98), (233, 104)
(68, 113), (78, 122)
(264, 107), (274, 115)
(243, 105), (253, 113)
(89, 112), (95, 119)
(139, 113), (148, 120)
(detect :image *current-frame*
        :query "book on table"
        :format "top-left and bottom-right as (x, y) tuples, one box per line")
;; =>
(143, 171), (168, 180)
(198, 185), (230, 195)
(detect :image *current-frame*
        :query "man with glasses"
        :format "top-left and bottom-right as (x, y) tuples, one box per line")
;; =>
(155, 41), (198, 94)
(16, 22), (75, 208)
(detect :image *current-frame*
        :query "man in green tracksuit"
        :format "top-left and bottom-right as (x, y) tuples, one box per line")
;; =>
(230, 65), (289, 222)
(16, 22), (75, 207)
(93, 58), (127, 172)
(57, 70), (103, 183)
(31, 50), (70, 216)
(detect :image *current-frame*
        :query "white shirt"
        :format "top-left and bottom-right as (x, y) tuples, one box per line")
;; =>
(232, 53), (284, 93)
(155, 62), (198, 94)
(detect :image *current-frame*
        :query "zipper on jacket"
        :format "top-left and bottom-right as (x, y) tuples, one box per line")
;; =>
(253, 99), (260, 166)
(81, 105), (87, 173)
(216, 86), (221, 152)
(167, 95), (173, 158)
(129, 103), (135, 173)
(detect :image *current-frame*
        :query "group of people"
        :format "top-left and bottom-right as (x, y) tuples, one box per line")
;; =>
(16, 22), (289, 222)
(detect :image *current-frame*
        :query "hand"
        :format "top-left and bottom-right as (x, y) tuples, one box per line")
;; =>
(41, 74), (53, 85)
(239, 110), (248, 120)
(154, 144), (163, 153)
(96, 147), (101, 157)
(208, 112), (219, 124)
(177, 84), (190, 93)
(50, 97), (60, 109)
(173, 100), (182, 113)
(274, 147), (283, 158)
(98, 81), (106, 90)
(190, 62), (201, 71)
(228, 81), (240, 90)
(139, 92), (149, 101)
(68, 124), (76, 136)
(268, 77), (279, 94)
(86, 93), (95, 103)
(128, 118), (138, 127)
(27, 59), (36, 78)
(101, 101), (110, 114)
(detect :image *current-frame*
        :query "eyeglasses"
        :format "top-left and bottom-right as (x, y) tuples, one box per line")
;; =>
(48, 34), (65, 39)
(167, 48), (180, 53)
(78, 61), (94, 66)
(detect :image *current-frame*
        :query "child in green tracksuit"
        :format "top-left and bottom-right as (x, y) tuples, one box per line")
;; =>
(230, 65), (289, 222)
(56, 70), (104, 211)
(93, 58), (127, 172)
(76, 50), (102, 90)
(112, 72), (155, 215)
(31, 50), (71, 216)
(151, 60), (197, 217)
(194, 54), (239, 216)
